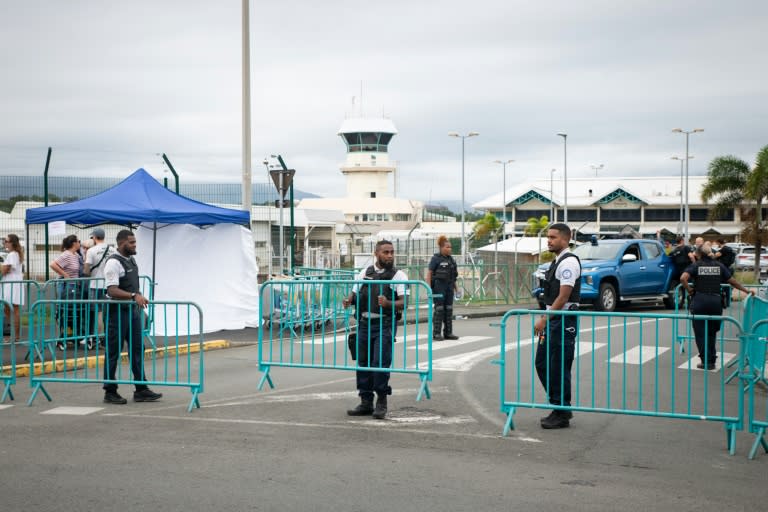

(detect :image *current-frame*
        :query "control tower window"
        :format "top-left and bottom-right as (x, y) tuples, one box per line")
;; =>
(378, 133), (392, 145)
(370, 192), (376, 198)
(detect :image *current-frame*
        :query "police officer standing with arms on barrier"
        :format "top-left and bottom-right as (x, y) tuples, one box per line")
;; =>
(101, 230), (162, 405)
(680, 242), (755, 370)
(342, 240), (407, 420)
(425, 235), (459, 341)
(533, 223), (581, 429)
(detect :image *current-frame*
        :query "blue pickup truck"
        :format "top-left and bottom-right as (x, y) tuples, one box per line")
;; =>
(533, 238), (676, 311)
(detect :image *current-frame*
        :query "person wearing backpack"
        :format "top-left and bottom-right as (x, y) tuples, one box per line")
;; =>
(668, 237), (693, 308)
(342, 240), (408, 420)
(83, 228), (115, 348)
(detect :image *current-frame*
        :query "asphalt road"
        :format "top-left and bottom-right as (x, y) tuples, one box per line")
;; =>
(1, 311), (766, 512)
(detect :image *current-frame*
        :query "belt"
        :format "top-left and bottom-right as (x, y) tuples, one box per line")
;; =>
(360, 312), (382, 319)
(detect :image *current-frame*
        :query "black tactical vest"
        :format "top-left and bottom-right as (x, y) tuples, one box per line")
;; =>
(356, 265), (401, 321)
(694, 259), (722, 294)
(432, 253), (456, 282)
(109, 253), (140, 295)
(543, 252), (581, 306)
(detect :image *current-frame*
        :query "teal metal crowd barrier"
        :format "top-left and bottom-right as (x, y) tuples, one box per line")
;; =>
(26, 299), (204, 412)
(292, 267), (357, 280)
(1, 299), (15, 402)
(743, 295), (768, 459)
(1, 280), (43, 361)
(494, 309), (746, 453)
(258, 278), (434, 400)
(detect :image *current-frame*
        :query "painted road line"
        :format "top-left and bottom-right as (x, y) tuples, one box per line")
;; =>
(577, 341), (607, 357)
(419, 336), (491, 351)
(41, 406), (104, 415)
(677, 352), (737, 371)
(432, 318), (659, 372)
(0, 404), (13, 411)
(609, 345), (671, 365)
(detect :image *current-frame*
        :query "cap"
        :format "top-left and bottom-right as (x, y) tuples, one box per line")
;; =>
(90, 228), (106, 239)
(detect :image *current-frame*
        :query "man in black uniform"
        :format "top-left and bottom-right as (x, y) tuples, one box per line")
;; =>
(426, 235), (459, 341)
(668, 236), (694, 308)
(343, 240), (407, 420)
(533, 223), (581, 429)
(101, 230), (162, 404)
(680, 243), (754, 370)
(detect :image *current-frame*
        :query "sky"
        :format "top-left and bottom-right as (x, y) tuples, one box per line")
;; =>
(1, 0), (767, 205)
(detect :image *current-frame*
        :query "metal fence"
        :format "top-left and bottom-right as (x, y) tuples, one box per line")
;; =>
(0, 299), (15, 402)
(258, 278), (434, 400)
(26, 299), (204, 412)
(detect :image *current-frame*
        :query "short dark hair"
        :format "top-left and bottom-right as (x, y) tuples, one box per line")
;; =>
(376, 239), (393, 251)
(716, 238), (726, 245)
(548, 223), (571, 241)
(116, 229), (134, 244)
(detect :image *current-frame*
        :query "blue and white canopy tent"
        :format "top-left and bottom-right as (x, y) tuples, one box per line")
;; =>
(25, 169), (259, 332)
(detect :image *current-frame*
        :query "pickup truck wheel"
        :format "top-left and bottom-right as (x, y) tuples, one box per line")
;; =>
(596, 283), (617, 312)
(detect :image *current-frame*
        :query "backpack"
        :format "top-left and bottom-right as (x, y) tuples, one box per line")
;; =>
(719, 246), (735, 268)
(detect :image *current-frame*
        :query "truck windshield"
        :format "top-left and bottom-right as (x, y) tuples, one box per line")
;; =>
(572, 243), (622, 261)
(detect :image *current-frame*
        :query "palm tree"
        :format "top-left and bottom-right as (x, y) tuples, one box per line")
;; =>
(524, 214), (550, 236)
(472, 213), (503, 244)
(701, 145), (768, 280)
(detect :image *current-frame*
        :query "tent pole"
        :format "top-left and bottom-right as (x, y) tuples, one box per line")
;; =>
(152, 223), (157, 289)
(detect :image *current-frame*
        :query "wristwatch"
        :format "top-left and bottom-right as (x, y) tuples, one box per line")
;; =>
(131, 292), (136, 300)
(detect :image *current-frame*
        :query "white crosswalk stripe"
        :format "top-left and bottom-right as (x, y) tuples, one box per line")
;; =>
(677, 352), (737, 371)
(0, 404), (13, 411)
(610, 345), (671, 365)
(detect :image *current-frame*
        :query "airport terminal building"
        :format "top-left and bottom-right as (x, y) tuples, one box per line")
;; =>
(472, 175), (755, 241)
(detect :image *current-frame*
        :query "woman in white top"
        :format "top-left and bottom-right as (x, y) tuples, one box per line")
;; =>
(1, 234), (25, 341)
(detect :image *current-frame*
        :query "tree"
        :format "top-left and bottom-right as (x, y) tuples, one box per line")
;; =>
(472, 213), (502, 243)
(524, 214), (550, 236)
(701, 145), (768, 280)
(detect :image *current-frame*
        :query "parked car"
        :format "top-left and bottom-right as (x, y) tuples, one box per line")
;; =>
(532, 237), (675, 312)
(733, 246), (768, 271)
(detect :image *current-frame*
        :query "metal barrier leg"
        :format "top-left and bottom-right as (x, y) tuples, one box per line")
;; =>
(726, 423), (737, 455)
(187, 386), (201, 413)
(1, 383), (13, 402)
(502, 407), (516, 436)
(416, 374), (431, 401)
(26, 382), (52, 405)
(748, 427), (767, 460)
(258, 366), (274, 390)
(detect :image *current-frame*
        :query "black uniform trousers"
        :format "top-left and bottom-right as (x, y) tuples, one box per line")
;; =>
(355, 318), (396, 400)
(691, 292), (722, 366)
(535, 314), (577, 406)
(103, 303), (148, 393)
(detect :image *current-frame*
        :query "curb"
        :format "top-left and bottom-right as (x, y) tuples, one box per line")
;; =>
(3, 339), (230, 379)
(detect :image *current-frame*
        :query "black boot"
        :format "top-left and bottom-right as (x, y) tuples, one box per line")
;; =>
(433, 309), (444, 341)
(443, 310), (459, 340)
(347, 397), (374, 416)
(372, 394), (388, 420)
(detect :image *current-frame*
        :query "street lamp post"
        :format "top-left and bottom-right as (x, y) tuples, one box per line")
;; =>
(448, 131), (479, 263)
(493, 159), (514, 235)
(590, 164), (604, 177)
(550, 168), (557, 222)
(671, 155), (694, 237)
(557, 133), (568, 224)
(672, 128), (704, 243)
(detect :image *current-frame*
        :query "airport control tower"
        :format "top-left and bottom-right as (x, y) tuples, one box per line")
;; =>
(337, 117), (398, 199)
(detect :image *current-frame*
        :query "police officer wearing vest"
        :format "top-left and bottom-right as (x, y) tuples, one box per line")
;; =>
(343, 240), (408, 420)
(533, 223), (581, 429)
(101, 230), (162, 405)
(426, 235), (459, 341)
(680, 242), (754, 370)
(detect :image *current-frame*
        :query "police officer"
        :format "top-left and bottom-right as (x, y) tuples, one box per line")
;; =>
(533, 223), (581, 429)
(101, 230), (163, 404)
(342, 240), (408, 420)
(680, 242), (755, 370)
(426, 235), (459, 341)
(668, 236), (694, 308)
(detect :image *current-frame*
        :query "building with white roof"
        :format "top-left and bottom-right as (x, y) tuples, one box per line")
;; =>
(472, 175), (745, 240)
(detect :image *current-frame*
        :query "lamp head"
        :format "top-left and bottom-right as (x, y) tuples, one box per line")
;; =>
(448, 132), (459, 137)
(672, 128), (682, 133)
(693, 128), (704, 133)
(556, 132), (567, 138)
(468, 132), (479, 137)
